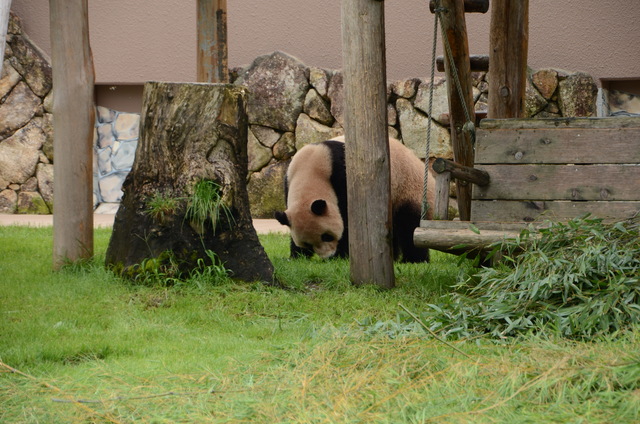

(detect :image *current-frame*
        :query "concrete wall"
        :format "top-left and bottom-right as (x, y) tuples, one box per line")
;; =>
(12, 1), (640, 87)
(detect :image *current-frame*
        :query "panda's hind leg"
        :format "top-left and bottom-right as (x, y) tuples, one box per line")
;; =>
(394, 203), (429, 263)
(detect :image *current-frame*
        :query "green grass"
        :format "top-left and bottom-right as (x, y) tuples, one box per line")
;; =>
(1, 225), (639, 423)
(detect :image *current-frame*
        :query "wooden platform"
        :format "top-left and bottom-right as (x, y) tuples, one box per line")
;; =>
(414, 116), (640, 253)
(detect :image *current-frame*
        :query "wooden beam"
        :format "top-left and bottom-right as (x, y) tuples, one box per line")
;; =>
(432, 158), (490, 186)
(50, 0), (95, 268)
(487, 0), (529, 118)
(433, 171), (451, 220)
(341, 0), (394, 288)
(197, 0), (229, 83)
(430, 0), (489, 14)
(437, 54), (489, 72)
(0, 0), (11, 76)
(438, 0), (476, 221)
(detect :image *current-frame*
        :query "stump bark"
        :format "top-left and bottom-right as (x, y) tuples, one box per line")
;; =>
(105, 82), (274, 283)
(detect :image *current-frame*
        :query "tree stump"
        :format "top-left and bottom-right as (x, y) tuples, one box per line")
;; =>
(105, 82), (274, 283)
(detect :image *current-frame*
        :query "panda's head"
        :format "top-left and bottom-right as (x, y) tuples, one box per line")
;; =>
(275, 199), (343, 258)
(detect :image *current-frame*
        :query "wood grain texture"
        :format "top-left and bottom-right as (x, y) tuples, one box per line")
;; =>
(473, 164), (640, 201)
(341, 0), (394, 288)
(487, 0), (529, 119)
(430, 0), (489, 13)
(471, 200), (640, 222)
(439, 0), (476, 221)
(476, 127), (640, 164)
(197, 0), (229, 83)
(50, 0), (95, 268)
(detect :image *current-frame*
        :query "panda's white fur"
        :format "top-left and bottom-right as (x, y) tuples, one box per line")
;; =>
(275, 136), (434, 261)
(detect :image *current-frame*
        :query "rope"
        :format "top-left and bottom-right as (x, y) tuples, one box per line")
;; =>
(421, 7), (440, 220)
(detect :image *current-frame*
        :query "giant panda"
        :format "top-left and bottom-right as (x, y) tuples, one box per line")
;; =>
(274, 136), (433, 262)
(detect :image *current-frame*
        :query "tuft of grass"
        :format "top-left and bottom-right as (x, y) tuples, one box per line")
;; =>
(185, 179), (233, 235)
(415, 215), (640, 340)
(144, 191), (181, 225)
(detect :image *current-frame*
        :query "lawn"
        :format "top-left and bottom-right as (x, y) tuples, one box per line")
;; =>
(1, 225), (638, 423)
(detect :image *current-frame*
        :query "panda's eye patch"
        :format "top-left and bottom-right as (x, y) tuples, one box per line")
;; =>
(321, 233), (335, 242)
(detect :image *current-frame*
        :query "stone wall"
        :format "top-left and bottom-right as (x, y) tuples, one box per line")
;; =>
(1, 14), (615, 217)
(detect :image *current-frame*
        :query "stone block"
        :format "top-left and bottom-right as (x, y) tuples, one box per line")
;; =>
(17, 191), (50, 214)
(114, 112), (140, 141)
(558, 72), (598, 117)
(235, 51), (310, 132)
(247, 160), (288, 218)
(0, 120), (45, 186)
(36, 163), (54, 209)
(0, 61), (21, 100)
(532, 69), (559, 100)
(396, 98), (452, 159)
(303, 88), (333, 126)
(0, 189), (17, 213)
(414, 77), (449, 123)
(0, 82), (40, 138)
(111, 140), (137, 170)
(294, 113), (343, 150)
(99, 172), (127, 203)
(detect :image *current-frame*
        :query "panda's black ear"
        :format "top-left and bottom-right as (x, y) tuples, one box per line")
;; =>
(310, 199), (327, 216)
(274, 211), (290, 226)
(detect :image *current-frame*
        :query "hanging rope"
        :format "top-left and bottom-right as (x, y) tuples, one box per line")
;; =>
(421, 1), (476, 220)
(421, 7), (440, 220)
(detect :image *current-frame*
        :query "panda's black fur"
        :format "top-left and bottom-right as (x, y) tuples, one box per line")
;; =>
(275, 138), (429, 263)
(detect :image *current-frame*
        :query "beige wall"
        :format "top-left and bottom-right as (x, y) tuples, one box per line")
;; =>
(11, 1), (640, 87)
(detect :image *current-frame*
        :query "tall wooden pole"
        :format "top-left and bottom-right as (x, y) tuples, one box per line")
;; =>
(0, 0), (11, 76)
(487, 0), (529, 118)
(197, 0), (229, 83)
(341, 0), (394, 288)
(50, 0), (95, 268)
(438, 0), (476, 221)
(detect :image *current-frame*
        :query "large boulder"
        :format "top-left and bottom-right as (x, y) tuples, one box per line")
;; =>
(235, 51), (310, 132)
(0, 119), (46, 188)
(558, 72), (598, 117)
(396, 98), (452, 159)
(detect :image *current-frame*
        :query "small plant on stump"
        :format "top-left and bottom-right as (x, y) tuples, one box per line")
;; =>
(144, 191), (181, 225)
(185, 179), (234, 235)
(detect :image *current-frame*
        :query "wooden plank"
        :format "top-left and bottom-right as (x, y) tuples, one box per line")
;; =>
(197, 0), (229, 83)
(433, 171), (451, 220)
(474, 164), (640, 201)
(436, 54), (489, 72)
(50, 0), (95, 268)
(341, 0), (394, 288)
(430, 0), (489, 13)
(439, 0), (476, 221)
(471, 200), (640, 222)
(487, 0), (529, 119)
(475, 127), (640, 164)
(480, 116), (640, 130)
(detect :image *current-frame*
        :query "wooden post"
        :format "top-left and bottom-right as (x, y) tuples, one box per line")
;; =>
(341, 0), (394, 288)
(50, 0), (95, 268)
(438, 0), (476, 221)
(197, 0), (229, 83)
(487, 0), (529, 118)
(0, 0), (11, 76)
